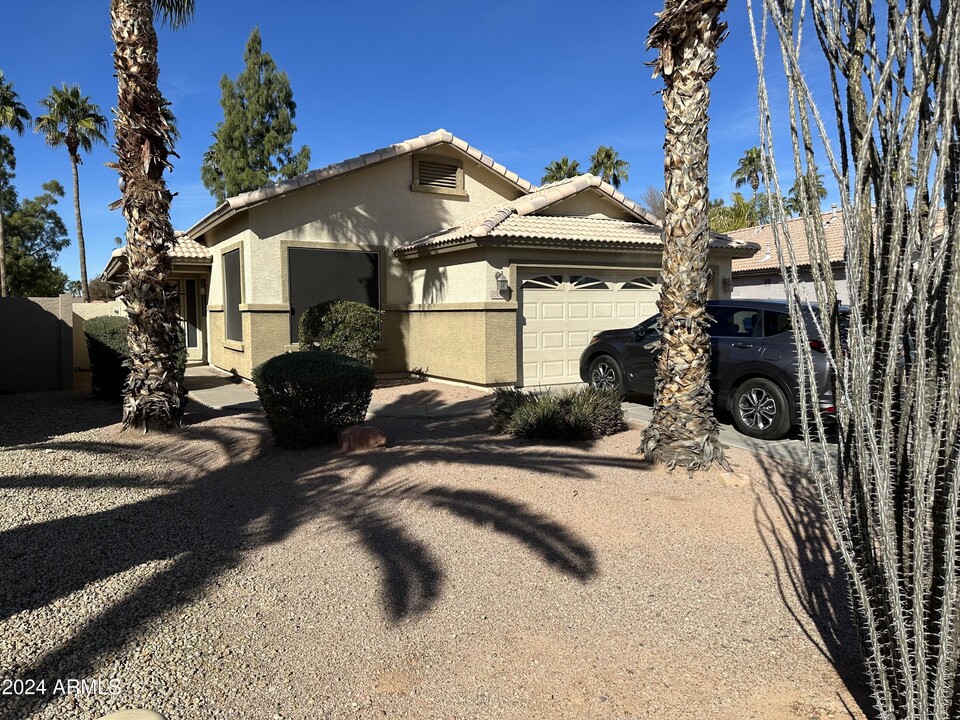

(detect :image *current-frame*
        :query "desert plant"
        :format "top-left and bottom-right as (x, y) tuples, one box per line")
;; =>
(84, 314), (186, 402)
(252, 350), (375, 448)
(491, 386), (625, 442)
(751, 0), (960, 715)
(299, 299), (382, 365)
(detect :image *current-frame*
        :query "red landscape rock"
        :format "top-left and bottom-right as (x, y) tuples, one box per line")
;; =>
(337, 425), (387, 452)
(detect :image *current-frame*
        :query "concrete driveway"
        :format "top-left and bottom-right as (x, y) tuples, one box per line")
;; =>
(621, 395), (836, 470)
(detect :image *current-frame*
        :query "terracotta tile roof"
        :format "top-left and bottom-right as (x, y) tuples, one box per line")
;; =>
(398, 182), (759, 257)
(108, 232), (211, 262)
(730, 210), (846, 274)
(185, 129), (537, 239)
(102, 232), (211, 280)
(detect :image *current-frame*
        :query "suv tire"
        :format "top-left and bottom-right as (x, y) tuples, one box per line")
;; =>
(732, 378), (791, 440)
(588, 355), (625, 396)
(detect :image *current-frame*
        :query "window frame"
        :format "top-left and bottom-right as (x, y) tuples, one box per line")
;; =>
(223, 248), (243, 343)
(286, 246), (382, 344)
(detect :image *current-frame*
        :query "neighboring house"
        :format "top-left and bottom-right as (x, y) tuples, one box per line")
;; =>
(728, 208), (847, 303)
(103, 129), (759, 388)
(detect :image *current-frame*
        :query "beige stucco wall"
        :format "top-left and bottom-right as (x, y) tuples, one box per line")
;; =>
(72, 300), (126, 370)
(393, 305), (518, 386)
(538, 190), (638, 220)
(199, 151), (526, 376)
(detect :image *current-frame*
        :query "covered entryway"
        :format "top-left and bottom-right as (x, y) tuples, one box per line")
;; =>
(518, 270), (660, 386)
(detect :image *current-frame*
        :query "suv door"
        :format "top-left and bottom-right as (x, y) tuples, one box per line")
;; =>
(623, 315), (661, 394)
(707, 305), (766, 401)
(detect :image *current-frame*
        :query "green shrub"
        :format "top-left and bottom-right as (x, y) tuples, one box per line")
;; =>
(84, 315), (187, 402)
(299, 300), (382, 365)
(252, 350), (376, 448)
(84, 315), (129, 401)
(491, 386), (625, 442)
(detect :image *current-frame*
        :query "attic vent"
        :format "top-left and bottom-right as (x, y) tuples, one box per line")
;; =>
(412, 155), (466, 196)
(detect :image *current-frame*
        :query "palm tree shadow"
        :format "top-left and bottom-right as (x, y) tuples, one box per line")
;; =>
(750, 451), (874, 718)
(2, 409), (604, 717)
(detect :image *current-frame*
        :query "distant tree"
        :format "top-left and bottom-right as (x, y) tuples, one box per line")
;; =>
(708, 192), (758, 232)
(784, 169), (827, 216)
(201, 27), (311, 203)
(731, 146), (763, 199)
(3, 180), (70, 297)
(66, 279), (82, 296)
(88, 277), (116, 301)
(35, 84), (108, 302)
(589, 145), (630, 189)
(0, 70), (31, 298)
(541, 156), (581, 184)
(640, 186), (665, 220)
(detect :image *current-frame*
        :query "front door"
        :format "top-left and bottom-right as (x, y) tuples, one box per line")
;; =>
(178, 278), (205, 363)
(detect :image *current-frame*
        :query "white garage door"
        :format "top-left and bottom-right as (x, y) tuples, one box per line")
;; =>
(519, 271), (660, 387)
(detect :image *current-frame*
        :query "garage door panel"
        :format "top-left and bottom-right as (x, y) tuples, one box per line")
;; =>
(520, 270), (659, 386)
(541, 332), (565, 350)
(568, 302), (589, 320)
(542, 303), (565, 320)
(568, 330), (591, 347)
(593, 303), (614, 319)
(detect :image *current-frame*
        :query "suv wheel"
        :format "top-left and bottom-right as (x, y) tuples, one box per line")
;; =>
(588, 355), (625, 395)
(732, 378), (791, 440)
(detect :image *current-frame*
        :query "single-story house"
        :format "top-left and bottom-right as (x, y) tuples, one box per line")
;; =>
(104, 129), (759, 388)
(728, 208), (847, 303)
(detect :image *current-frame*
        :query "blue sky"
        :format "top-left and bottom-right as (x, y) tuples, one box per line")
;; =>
(2, 1), (826, 285)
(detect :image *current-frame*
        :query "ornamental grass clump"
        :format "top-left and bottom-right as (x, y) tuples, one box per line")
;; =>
(252, 351), (375, 448)
(491, 386), (625, 442)
(299, 300), (382, 365)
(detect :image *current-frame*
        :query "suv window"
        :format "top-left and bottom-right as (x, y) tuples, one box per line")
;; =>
(708, 307), (761, 338)
(763, 311), (791, 337)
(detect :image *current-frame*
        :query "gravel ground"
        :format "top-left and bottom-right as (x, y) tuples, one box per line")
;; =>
(0, 385), (869, 720)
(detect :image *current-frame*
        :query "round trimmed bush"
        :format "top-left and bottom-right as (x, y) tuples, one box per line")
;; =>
(252, 351), (376, 448)
(299, 300), (382, 365)
(84, 315), (188, 402)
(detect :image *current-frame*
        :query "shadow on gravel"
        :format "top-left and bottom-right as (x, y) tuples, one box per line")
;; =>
(0, 408), (615, 718)
(751, 450), (874, 719)
(0, 392), (118, 448)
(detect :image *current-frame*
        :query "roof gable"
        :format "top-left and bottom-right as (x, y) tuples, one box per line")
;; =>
(185, 129), (537, 240)
(397, 175), (759, 257)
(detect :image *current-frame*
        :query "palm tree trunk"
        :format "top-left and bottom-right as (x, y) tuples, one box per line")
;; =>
(0, 212), (7, 298)
(70, 154), (90, 303)
(640, 0), (729, 472)
(111, 0), (184, 431)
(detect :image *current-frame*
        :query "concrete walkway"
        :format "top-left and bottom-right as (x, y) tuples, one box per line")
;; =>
(182, 366), (829, 467)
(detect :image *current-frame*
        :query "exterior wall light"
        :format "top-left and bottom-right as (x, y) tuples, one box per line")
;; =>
(495, 271), (509, 294)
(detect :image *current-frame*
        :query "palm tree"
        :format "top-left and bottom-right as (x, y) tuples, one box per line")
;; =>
(731, 146), (763, 199)
(640, 0), (729, 472)
(110, 0), (194, 431)
(35, 85), (107, 303)
(0, 71), (31, 298)
(784, 169), (827, 216)
(541, 156), (581, 184)
(589, 146), (630, 189)
(708, 192), (758, 232)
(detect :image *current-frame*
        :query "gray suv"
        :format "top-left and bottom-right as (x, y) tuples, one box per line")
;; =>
(578, 299), (840, 440)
